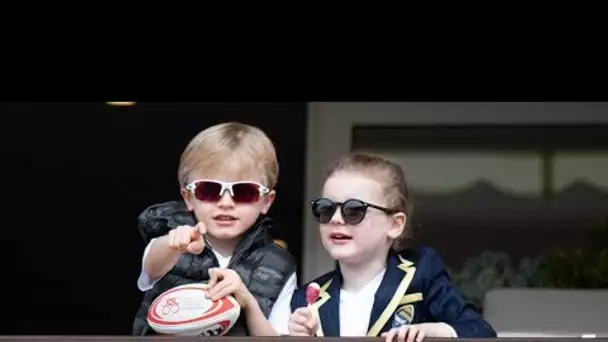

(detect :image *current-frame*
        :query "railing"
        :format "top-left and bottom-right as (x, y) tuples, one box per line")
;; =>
(0, 338), (607, 342)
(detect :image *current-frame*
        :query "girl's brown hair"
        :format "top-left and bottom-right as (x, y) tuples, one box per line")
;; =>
(325, 152), (415, 250)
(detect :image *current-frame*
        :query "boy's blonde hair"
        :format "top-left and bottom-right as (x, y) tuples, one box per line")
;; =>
(325, 152), (415, 251)
(178, 122), (279, 188)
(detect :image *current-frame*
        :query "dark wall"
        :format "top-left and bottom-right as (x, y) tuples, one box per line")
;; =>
(9, 102), (308, 335)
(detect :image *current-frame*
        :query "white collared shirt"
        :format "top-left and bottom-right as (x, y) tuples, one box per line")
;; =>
(339, 268), (386, 336)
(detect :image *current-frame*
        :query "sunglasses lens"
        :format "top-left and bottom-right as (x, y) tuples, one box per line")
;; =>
(193, 181), (261, 203)
(193, 181), (222, 202)
(311, 198), (337, 223)
(342, 199), (367, 225)
(231, 183), (261, 203)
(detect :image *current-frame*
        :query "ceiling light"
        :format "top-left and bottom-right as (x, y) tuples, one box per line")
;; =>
(106, 102), (136, 106)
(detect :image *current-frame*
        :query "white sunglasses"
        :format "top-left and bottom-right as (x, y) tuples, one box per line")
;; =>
(185, 179), (269, 203)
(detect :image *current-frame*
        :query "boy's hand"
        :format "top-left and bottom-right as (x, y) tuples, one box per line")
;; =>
(382, 325), (426, 342)
(204, 268), (255, 309)
(167, 222), (206, 254)
(288, 307), (318, 336)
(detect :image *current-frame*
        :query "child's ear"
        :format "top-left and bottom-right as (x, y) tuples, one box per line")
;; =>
(260, 189), (276, 215)
(181, 187), (195, 211)
(387, 212), (407, 239)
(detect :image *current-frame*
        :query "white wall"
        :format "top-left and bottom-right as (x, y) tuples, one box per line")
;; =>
(303, 102), (608, 282)
(484, 288), (608, 336)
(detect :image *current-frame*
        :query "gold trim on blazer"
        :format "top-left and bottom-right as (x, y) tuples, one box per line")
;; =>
(367, 255), (416, 336)
(400, 292), (423, 305)
(312, 278), (333, 336)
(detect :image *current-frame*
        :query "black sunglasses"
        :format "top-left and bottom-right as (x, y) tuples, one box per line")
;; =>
(310, 197), (397, 225)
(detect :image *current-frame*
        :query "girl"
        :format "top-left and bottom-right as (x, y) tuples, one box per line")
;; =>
(288, 153), (496, 342)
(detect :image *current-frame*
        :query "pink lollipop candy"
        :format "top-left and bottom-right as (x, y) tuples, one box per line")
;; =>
(306, 282), (321, 305)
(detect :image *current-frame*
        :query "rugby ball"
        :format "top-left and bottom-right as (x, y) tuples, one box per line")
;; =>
(147, 283), (241, 336)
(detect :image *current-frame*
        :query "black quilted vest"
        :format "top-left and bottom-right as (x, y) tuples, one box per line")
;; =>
(132, 201), (297, 336)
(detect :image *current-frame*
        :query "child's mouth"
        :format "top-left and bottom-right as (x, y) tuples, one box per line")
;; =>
(213, 214), (238, 222)
(329, 233), (353, 242)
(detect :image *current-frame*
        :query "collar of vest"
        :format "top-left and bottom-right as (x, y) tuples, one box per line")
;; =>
(227, 215), (274, 265)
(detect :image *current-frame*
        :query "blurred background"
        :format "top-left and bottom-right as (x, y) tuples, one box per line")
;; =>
(8, 102), (608, 337)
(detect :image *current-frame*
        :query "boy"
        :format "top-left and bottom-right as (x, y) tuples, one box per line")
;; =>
(289, 153), (496, 341)
(132, 122), (298, 336)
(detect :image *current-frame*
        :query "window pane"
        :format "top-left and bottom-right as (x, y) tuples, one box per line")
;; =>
(373, 151), (543, 196)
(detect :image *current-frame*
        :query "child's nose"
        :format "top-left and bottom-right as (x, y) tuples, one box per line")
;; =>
(217, 191), (235, 208)
(329, 208), (345, 225)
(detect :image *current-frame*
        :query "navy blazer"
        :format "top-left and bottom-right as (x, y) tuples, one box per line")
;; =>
(291, 246), (496, 338)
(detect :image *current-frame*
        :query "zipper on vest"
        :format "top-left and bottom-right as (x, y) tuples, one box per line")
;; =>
(227, 221), (265, 268)
(203, 240), (220, 267)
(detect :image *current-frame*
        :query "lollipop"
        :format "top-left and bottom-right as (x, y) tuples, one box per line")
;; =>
(306, 282), (321, 305)
(306, 282), (322, 336)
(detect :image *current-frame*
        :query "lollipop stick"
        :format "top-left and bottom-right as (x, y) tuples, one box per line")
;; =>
(306, 283), (322, 336)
